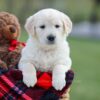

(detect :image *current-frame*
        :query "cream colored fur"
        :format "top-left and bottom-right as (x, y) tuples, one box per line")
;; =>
(19, 8), (72, 90)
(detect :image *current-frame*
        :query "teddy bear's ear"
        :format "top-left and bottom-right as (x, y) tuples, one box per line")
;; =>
(61, 13), (72, 36)
(24, 16), (35, 36)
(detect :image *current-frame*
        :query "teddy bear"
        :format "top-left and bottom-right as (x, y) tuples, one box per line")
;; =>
(0, 12), (25, 70)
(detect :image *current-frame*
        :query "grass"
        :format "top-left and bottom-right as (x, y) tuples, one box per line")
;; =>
(20, 33), (100, 100)
(69, 37), (100, 100)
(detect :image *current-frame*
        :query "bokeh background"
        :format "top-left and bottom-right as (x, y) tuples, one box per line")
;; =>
(0, 0), (100, 100)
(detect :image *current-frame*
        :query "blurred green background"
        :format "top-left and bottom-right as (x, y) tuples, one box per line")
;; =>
(0, 0), (100, 100)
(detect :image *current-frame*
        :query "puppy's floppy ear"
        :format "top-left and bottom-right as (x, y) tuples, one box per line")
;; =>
(61, 13), (72, 36)
(25, 16), (35, 36)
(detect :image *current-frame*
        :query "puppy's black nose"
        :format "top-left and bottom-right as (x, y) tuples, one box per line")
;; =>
(47, 35), (55, 42)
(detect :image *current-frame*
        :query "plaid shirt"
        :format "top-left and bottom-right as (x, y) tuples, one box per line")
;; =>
(0, 69), (74, 100)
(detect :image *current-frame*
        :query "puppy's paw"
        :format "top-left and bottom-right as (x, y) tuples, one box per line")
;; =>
(23, 73), (37, 87)
(52, 75), (66, 91)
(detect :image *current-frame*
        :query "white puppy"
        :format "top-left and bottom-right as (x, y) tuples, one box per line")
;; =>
(19, 8), (72, 90)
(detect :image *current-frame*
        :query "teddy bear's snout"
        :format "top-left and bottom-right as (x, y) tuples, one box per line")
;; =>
(9, 26), (16, 34)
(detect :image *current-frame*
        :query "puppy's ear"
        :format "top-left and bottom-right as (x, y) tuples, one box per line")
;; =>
(61, 14), (72, 36)
(25, 16), (35, 36)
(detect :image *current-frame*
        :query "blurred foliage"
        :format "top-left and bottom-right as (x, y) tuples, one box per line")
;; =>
(0, 0), (100, 27)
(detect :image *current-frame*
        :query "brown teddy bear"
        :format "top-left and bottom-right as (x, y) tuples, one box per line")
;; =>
(0, 12), (25, 69)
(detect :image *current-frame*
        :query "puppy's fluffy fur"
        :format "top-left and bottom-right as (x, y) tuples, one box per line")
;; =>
(19, 9), (72, 90)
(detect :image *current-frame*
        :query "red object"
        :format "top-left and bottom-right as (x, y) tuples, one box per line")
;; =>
(0, 69), (74, 100)
(8, 39), (25, 51)
(36, 72), (52, 89)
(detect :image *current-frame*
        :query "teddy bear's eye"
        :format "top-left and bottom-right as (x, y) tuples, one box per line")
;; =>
(40, 25), (45, 29)
(55, 25), (60, 28)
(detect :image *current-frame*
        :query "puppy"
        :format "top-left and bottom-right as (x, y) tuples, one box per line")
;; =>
(19, 8), (72, 90)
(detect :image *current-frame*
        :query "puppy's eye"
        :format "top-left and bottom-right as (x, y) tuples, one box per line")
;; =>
(40, 25), (45, 29)
(55, 25), (60, 28)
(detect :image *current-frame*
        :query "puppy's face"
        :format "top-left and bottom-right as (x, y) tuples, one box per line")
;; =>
(25, 9), (72, 47)
(34, 16), (64, 46)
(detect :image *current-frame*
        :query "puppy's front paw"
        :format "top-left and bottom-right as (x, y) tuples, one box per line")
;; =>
(23, 73), (37, 87)
(52, 75), (66, 91)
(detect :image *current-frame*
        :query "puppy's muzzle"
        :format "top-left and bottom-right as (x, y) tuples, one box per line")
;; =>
(47, 34), (56, 44)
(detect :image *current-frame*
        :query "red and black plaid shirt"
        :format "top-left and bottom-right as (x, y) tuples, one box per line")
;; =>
(0, 69), (74, 100)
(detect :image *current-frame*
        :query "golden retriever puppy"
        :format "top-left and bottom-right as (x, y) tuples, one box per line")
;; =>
(19, 8), (72, 90)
